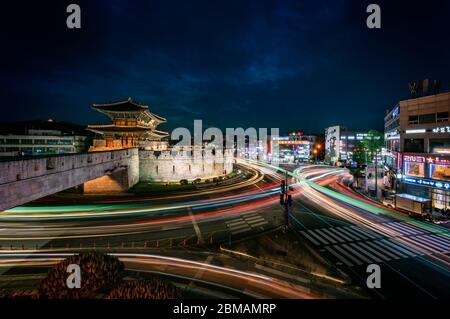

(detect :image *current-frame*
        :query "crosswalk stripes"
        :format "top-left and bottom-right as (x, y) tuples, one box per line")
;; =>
(323, 238), (424, 267)
(299, 222), (450, 267)
(300, 225), (376, 246)
(380, 239), (417, 258)
(225, 213), (269, 235)
(348, 242), (383, 263)
(324, 246), (354, 267)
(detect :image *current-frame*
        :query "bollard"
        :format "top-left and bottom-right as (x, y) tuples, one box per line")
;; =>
(183, 239), (186, 247)
(144, 241), (148, 248)
(156, 240), (159, 248)
(209, 235), (213, 244)
(121, 242), (124, 248)
(80, 243), (83, 249)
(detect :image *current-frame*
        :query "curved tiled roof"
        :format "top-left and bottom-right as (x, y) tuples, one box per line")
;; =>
(93, 98), (148, 112)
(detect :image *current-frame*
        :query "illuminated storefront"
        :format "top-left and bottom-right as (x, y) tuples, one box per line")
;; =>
(402, 154), (450, 209)
(271, 133), (313, 163)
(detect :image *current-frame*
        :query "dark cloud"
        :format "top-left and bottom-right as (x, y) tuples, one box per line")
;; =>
(1, 0), (450, 133)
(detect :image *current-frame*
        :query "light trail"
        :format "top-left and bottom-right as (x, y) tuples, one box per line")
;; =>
(0, 252), (315, 299)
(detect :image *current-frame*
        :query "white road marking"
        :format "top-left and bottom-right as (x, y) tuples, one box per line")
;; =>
(188, 207), (202, 242)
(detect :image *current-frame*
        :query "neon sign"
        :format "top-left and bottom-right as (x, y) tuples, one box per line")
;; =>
(403, 176), (450, 190)
(403, 154), (450, 165)
(392, 106), (400, 119)
(278, 140), (309, 145)
(432, 126), (450, 133)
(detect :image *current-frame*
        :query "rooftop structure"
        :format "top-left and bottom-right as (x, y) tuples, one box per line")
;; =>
(88, 98), (169, 150)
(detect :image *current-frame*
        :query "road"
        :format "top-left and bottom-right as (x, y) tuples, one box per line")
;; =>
(0, 162), (287, 249)
(0, 252), (318, 299)
(281, 163), (450, 298)
(1, 160), (450, 299)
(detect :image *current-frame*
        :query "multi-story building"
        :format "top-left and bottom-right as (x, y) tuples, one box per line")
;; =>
(384, 92), (450, 210)
(0, 120), (88, 157)
(268, 132), (322, 163)
(325, 125), (368, 163)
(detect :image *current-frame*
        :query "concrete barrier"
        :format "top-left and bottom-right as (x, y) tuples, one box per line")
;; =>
(0, 148), (139, 211)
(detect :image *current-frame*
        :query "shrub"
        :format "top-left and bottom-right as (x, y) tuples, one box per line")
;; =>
(107, 278), (181, 299)
(37, 252), (124, 299)
(179, 179), (188, 185)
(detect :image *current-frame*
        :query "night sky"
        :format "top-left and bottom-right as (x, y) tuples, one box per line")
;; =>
(1, 0), (450, 134)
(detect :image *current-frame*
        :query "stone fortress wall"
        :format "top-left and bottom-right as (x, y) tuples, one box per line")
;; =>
(139, 148), (234, 182)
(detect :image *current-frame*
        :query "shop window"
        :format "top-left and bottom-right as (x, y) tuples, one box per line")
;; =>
(430, 164), (450, 182)
(404, 161), (424, 177)
(430, 139), (450, 154)
(432, 189), (449, 210)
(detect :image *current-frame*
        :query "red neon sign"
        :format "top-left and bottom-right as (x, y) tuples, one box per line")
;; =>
(404, 154), (450, 165)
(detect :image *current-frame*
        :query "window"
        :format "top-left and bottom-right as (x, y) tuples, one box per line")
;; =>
(404, 161), (425, 177)
(34, 139), (44, 145)
(437, 112), (449, 122)
(404, 139), (424, 153)
(418, 113), (436, 124)
(432, 189), (449, 210)
(408, 115), (419, 124)
(20, 139), (33, 145)
(5, 139), (19, 145)
(430, 139), (450, 154)
(46, 139), (59, 145)
(430, 164), (450, 182)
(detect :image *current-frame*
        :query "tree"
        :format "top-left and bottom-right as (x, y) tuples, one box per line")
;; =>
(362, 130), (384, 161)
(352, 142), (367, 164)
(353, 130), (384, 164)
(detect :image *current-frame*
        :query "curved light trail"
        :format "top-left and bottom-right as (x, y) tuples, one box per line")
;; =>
(0, 252), (315, 299)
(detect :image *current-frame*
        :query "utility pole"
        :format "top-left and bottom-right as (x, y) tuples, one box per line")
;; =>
(375, 149), (378, 199)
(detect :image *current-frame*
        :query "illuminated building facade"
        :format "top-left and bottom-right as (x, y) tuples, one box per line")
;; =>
(88, 98), (233, 183)
(270, 132), (320, 163)
(384, 92), (450, 210)
(87, 98), (169, 151)
(325, 125), (368, 163)
(0, 120), (88, 157)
